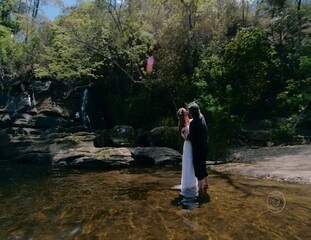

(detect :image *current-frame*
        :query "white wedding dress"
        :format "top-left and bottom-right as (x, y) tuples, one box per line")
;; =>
(181, 125), (199, 198)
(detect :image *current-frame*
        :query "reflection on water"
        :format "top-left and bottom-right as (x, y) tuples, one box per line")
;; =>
(0, 164), (311, 240)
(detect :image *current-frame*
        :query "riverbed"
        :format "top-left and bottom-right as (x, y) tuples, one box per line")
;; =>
(0, 165), (310, 240)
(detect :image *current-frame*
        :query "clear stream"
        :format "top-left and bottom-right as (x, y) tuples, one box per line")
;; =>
(0, 164), (310, 240)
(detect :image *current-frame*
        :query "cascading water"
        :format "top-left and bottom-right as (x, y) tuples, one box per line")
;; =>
(81, 89), (91, 129)
(31, 91), (36, 107)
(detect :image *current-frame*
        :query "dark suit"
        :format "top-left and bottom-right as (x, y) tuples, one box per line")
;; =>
(189, 114), (208, 180)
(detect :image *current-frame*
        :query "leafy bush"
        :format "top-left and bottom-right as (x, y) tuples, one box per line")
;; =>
(272, 118), (296, 144)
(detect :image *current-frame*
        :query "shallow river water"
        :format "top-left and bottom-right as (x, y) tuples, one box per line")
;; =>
(0, 165), (310, 240)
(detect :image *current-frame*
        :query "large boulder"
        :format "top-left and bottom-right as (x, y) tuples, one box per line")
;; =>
(132, 147), (181, 165)
(50, 132), (133, 168)
(13, 113), (34, 128)
(36, 97), (69, 118)
(149, 126), (183, 151)
(52, 146), (134, 168)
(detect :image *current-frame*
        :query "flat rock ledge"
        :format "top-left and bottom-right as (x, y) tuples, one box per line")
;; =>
(211, 145), (311, 184)
(1, 130), (182, 169)
(53, 146), (134, 168)
(53, 146), (182, 168)
(131, 147), (182, 165)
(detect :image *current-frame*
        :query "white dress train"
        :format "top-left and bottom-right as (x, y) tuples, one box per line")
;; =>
(181, 126), (198, 198)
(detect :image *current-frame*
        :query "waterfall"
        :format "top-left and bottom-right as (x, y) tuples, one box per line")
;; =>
(81, 89), (91, 129)
(31, 91), (36, 107)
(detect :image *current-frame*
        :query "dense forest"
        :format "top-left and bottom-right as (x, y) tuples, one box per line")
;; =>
(0, 0), (310, 159)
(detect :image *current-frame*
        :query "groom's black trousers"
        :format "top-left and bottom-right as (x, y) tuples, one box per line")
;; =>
(189, 114), (209, 181)
(192, 145), (208, 181)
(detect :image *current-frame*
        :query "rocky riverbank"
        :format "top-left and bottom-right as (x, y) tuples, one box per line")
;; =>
(0, 126), (182, 168)
(0, 80), (183, 168)
(212, 144), (311, 184)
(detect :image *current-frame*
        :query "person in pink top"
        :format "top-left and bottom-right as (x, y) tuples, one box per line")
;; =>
(146, 55), (155, 75)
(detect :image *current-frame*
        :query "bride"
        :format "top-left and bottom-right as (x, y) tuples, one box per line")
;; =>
(177, 108), (199, 198)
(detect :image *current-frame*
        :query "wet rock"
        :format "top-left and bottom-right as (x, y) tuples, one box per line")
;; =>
(215, 145), (311, 184)
(52, 145), (134, 168)
(13, 113), (34, 128)
(110, 125), (135, 147)
(36, 97), (69, 118)
(8, 130), (135, 168)
(132, 147), (181, 165)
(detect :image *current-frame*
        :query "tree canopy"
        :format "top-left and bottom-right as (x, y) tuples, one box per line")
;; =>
(0, 0), (310, 158)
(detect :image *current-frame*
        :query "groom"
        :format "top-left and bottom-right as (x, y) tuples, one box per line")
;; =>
(187, 102), (208, 193)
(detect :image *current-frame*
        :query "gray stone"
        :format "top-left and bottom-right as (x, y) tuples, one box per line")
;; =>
(36, 97), (69, 118)
(13, 113), (34, 128)
(132, 147), (181, 165)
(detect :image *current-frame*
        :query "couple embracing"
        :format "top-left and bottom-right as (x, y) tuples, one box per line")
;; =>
(177, 102), (208, 199)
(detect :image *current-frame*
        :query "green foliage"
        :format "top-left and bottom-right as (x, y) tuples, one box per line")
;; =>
(0, 0), (18, 31)
(198, 95), (239, 160)
(194, 28), (275, 117)
(0, 25), (13, 64)
(272, 118), (296, 144)
(35, 3), (155, 82)
(277, 78), (311, 114)
(0, 0), (310, 158)
(223, 28), (273, 114)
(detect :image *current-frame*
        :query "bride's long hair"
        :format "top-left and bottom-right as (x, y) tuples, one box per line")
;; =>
(177, 108), (190, 132)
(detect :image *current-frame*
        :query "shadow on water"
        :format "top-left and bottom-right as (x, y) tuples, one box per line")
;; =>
(210, 169), (253, 197)
(171, 193), (210, 210)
